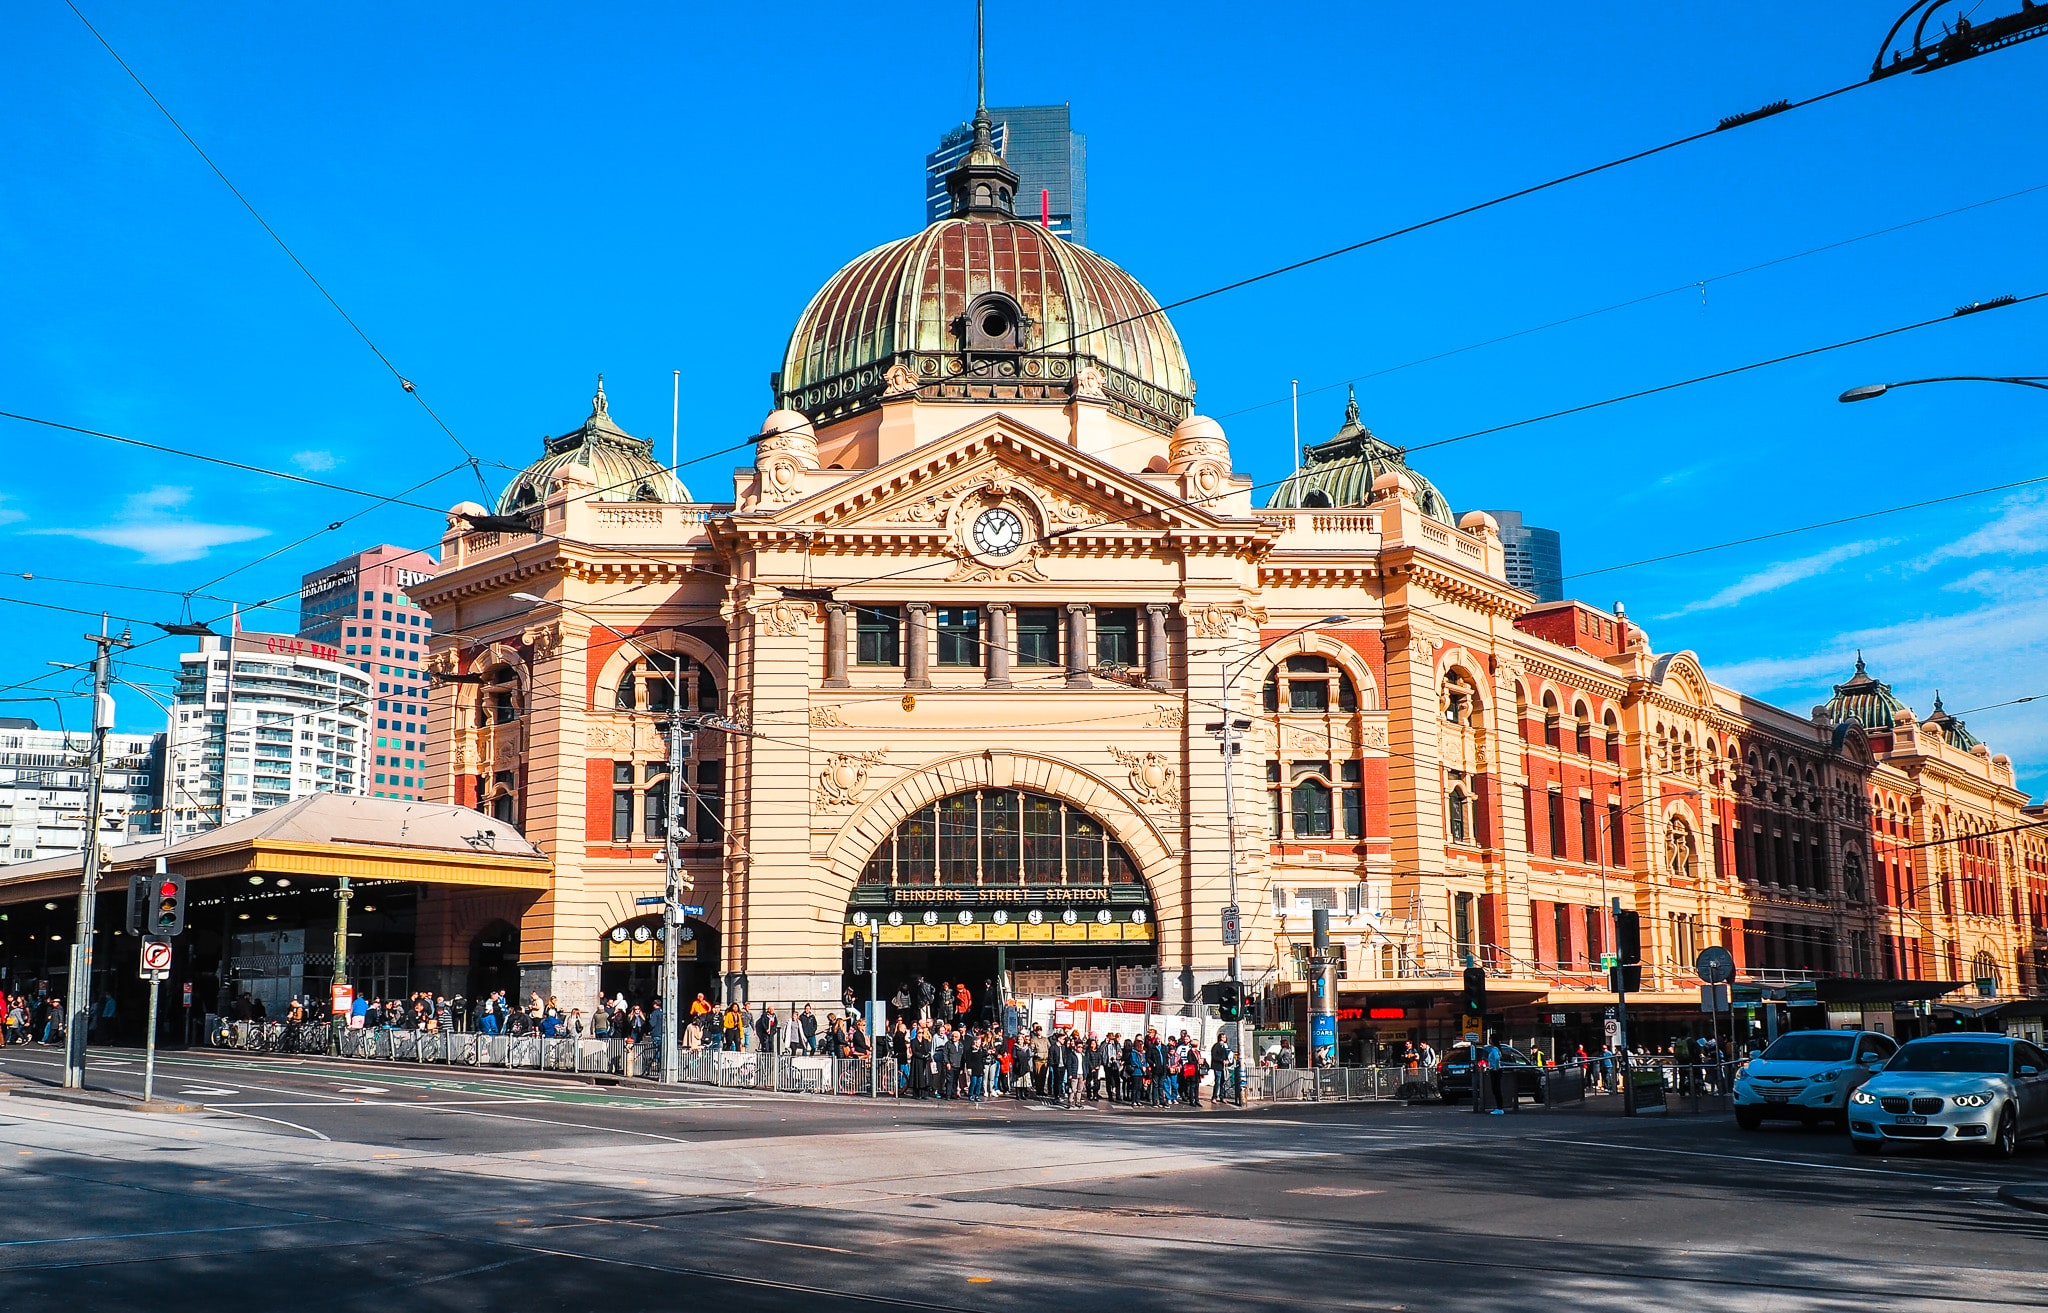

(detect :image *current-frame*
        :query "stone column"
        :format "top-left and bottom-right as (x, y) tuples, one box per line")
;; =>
(1144, 603), (1171, 687)
(822, 603), (848, 689)
(904, 602), (932, 688)
(1065, 603), (1092, 688)
(985, 603), (1012, 688)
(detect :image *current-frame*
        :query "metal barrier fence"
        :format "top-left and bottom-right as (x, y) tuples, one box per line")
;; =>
(1257, 1066), (1436, 1103)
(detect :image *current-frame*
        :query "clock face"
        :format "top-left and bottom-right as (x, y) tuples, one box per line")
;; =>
(971, 507), (1025, 556)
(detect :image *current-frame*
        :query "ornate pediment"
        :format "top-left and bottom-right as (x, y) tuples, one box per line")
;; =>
(737, 415), (1249, 545)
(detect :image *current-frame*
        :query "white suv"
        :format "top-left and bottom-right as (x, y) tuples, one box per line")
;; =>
(1734, 1029), (1897, 1129)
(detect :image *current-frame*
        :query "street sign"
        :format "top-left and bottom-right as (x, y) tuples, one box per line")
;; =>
(1699, 983), (1729, 1012)
(1221, 903), (1241, 946)
(181, 982), (192, 1007)
(332, 984), (355, 1014)
(1599, 953), (1619, 970)
(139, 937), (172, 976)
(635, 896), (665, 906)
(1695, 945), (1736, 984)
(681, 904), (706, 917)
(1604, 1018), (1620, 1040)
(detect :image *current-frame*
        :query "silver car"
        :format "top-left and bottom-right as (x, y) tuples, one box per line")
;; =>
(1733, 1030), (1896, 1129)
(1848, 1033), (2048, 1157)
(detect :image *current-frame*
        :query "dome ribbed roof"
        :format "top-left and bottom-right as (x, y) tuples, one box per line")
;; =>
(496, 379), (689, 514)
(1823, 653), (1907, 730)
(1923, 691), (1983, 750)
(1263, 389), (1453, 521)
(776, 216), (1195, 434)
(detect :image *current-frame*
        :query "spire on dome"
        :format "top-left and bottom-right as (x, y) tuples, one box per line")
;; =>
(945, 0), (1019, 219)
(592, 374), (609, 418)
(1344, 385), (1361, 429)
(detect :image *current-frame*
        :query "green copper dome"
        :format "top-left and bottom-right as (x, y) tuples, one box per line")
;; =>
(496, 378), (689, 514)
(1263, 389), (1453, 521)
(1923, 691), (1983, 750)
(1823, 653), (1907, 730)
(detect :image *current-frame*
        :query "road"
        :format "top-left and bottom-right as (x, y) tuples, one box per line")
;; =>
(3, 1045), (2046, 1312)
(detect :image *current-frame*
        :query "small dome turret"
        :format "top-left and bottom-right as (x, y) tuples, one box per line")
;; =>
(496, 377), (690, 513)
(1822, 653), (1908, 731)
(1264, 388), (1453, 520)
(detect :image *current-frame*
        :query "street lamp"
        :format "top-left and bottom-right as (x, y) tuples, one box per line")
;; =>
(1839, 375), (2048, 403)
(511, 591), (707, 1085)
(1206, 613), (1351, 1101)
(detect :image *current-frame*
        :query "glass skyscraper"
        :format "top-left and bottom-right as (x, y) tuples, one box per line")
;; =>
(926, 104), (1087, 245)
(1480, 509), (1565, 603)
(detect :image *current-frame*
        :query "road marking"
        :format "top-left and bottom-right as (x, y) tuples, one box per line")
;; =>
(743, 1236), (854, 1254)
(179, 1087), (241, 1096)
(202, 1107), (331, 1141)
(1286, 1186), (1380, 1197)
(1526, 1135), (2008, 1183)
(337, 1085), (388, 1095)
(0, 1221), (317, 1250)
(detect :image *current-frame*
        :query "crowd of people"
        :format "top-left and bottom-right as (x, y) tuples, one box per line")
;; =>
(0, 985), (65, 1046)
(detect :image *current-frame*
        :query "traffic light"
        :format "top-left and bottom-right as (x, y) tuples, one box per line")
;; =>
(152, 870), (188, 937)
(846, 931), (869, 976)
(125, 873), (150, 936)
(1217, 981), (1244, 1021)
(1614, 909), (1642, 966)
(1461, 965), (1487, 1019)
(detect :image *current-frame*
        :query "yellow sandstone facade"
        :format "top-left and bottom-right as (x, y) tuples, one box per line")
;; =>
(410, 120), (2045, 1045)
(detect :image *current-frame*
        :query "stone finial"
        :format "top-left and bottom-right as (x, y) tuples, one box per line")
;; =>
(1168, 415), (1229, 499)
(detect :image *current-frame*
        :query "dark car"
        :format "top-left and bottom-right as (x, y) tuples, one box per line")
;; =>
(1437, 1042), (1546, 1104)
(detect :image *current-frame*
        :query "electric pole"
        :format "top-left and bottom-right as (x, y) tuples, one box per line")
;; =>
(660, 658), (692, 1086)
(65, 620), (132, 1090)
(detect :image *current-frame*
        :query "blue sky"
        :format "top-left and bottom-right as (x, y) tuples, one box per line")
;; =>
(3, 3), (2044, 792)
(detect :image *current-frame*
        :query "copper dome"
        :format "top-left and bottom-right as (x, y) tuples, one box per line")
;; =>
(776, 215), (1196, 435)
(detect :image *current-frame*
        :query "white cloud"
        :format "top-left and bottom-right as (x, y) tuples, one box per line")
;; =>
(291, 450), (338, 473)
(0, 494), (23, 527)
(28, 485), (267, 564)
(1658, 540), (1889, 618)
(1921, 492), (2048, 568)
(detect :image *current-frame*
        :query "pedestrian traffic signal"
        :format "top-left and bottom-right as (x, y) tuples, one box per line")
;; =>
(152, 870), (187, 937)
(125, 872), (151, 936)
(846, 931), (869, 976)
(1461, 965), (1487, 1018)
(1216, 981), (1244, 1021)
(1614, 909), (1642, 966)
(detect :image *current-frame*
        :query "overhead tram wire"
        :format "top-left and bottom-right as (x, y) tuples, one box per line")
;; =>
(1029, 45), (2025, 362)
(1211, 180), (2048, 422)
(61, 0), (496, 497)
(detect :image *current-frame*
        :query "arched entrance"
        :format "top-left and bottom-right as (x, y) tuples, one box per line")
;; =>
(468, 920), (520, 1001)
(599, 915), (719, 1009)
(846, 786), (1157, 1021)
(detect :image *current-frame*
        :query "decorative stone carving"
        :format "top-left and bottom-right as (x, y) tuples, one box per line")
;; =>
(1073, 363), (1108, 399)
(1109, 746), (1180, 810)
(425, 651), (455, 676)
(883, 362), (922, 397)
(1383, 616), (1438, 656)
(943, 542), (1051, 584)
(816, 749), (887, 809)
(808, 706), (846, 729)
(758, 455), (803, 506)
(1168, 416), (1230, 501)
(1286, 730), (1328, 755)
(1146, 703), (1185, 729)
(1184, 601), (1266, 639)
(758, 600), (814, 638)
(1666, 817), (1696, 881)
(880, 497), (945, 524)
(522, 623), (563, 661)
(1357, 722), (1390, 750)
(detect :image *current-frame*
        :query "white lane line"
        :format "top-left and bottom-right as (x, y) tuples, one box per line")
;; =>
(742, 1236), (855, 1254)
(1526, 1134), (2003, 1183)
(178, 1087), (242, 1096)
(200, 1107), (331, 1141)
(335, 1086), (389, 1095)
(414, 1103), (701, 1144)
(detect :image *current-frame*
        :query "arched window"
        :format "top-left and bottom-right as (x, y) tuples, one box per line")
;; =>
(1514, 684), (1530, 741)
(1574, 701), (1592, 756)
(485, 666), (520, 725)
(1337, 670), (1360, 713)
(1666, 817), (1696, 881)
(1447, 786), (1469, 844)
(858, 788), (1137, 888)
(1542, 692), (1561, 749)
(614, 652), (718, 715)
(1443, 670), (1482, 728)
(1292, 777), (1334, 838)
(1604, 711), (1622, 764)
(1285, 654), (1330, 713)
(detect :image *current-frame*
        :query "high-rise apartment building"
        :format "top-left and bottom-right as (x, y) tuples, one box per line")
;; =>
(0, 718), (155, 865)
(926, 104), (1086, 244)
(299, 545), (437, 802)
(165, 633), (372, 839)
(1480, 509), (1565, 603)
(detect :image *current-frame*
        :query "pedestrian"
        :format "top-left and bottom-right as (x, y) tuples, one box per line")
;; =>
(799, 1004), (818, 1055)
(753, 1002), (779, 1055)
(1211, 1034), (1232, 1103)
